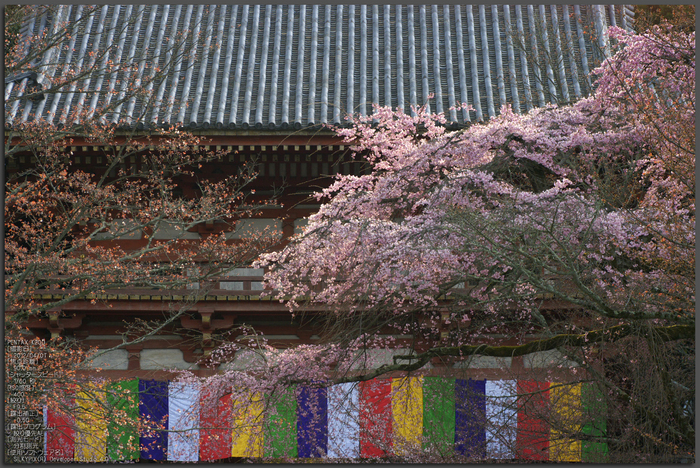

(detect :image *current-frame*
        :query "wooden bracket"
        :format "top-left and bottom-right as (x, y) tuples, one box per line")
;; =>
(48, 309), (60, 328)
(180, 309), (236, 352)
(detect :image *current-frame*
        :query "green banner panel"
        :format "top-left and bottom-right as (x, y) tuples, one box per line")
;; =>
(106, 379), (140, 460)
(265, 385), (298, 458)
(581, 382), (608, 462)
(422, 377), (455, 456)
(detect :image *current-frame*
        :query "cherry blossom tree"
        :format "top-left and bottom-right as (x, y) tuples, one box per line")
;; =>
(242, 24), (694, 462)
(5, 6), (280, 316)
(634, 4), (695, 34)
(4, 6), (279, 461)
(5, 4), (282, 336)
(5, 6), (694, 462)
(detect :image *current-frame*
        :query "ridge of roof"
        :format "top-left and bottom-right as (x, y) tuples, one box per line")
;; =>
(6, 5), (634, 131)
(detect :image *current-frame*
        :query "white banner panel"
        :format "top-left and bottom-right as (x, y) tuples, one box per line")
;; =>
(486, 380), (518, 459)
(327, 382), (360, 458)
(168, 382), (200, 462)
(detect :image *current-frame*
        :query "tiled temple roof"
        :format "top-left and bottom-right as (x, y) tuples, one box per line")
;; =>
(5, 5), (634, 130)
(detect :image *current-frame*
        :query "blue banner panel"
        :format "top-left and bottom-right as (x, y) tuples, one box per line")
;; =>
(139, 380), (168, 460)
(297, 386), (328, 458)
(455, 379), (486, 459)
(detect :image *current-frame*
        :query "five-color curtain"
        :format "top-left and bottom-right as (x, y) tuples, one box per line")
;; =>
(44, 377), (608, 462)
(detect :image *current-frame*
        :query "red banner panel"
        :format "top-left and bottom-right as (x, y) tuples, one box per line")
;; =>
(516, 380), (550, 460)
(359, 379), (392, 458)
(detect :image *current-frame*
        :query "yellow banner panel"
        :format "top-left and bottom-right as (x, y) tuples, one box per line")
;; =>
(550, 383), (582, 462)
(392, 377), (423, 456)
(231, 392), (265, 458)
(74, 385), (108, 462)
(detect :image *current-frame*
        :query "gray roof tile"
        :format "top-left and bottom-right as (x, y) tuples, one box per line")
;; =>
(6, 4), (634, 129)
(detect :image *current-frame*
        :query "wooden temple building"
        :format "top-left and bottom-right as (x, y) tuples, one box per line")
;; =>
(4, 4), (633, 462)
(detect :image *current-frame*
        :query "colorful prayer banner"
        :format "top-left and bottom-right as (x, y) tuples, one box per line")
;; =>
(200, 387), (232, 461)
(231, 391), (264, 457)
(327, 382), (360, 458)
(106, 379), (139, 461)
(139, 379), (168, 460)
(392, 376), (423, 456)
(485, 379), (517, 459)
(582, 382), (609, 462)
(167, 382), (200, 461)
(297, 385), (328, 457)
(422, 376), (455, 456)
(265, 385), (298, 458)
(45, 398), (75, 462)
(41, 377), (607, 462)
(359, 378), (392, 458)
(516, 380), (550, 460)
(74, 384), (108, 462)
(456, 378), (487, 458)
(550, 382), (582, 462)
